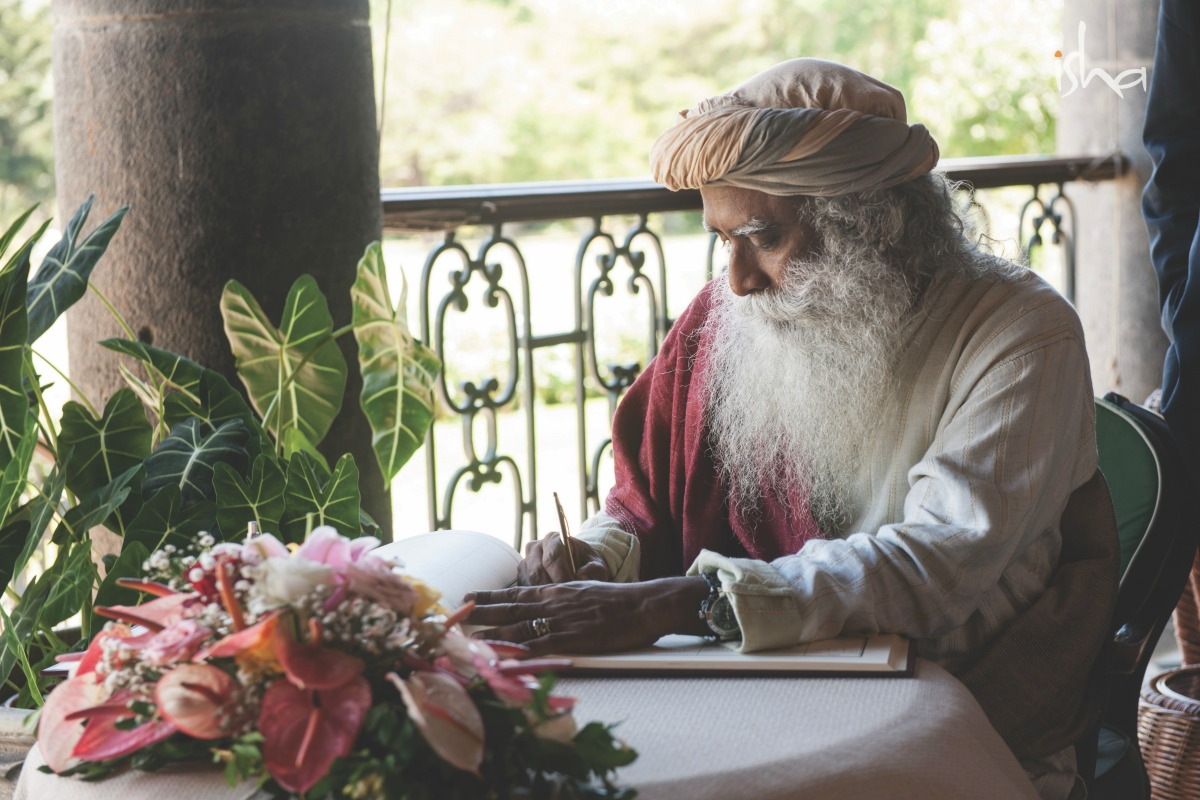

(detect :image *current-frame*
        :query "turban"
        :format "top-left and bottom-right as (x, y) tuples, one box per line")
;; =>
(649, 58), (940, 197)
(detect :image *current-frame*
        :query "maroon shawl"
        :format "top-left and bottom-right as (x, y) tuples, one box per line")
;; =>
(604, 282), (824, 579)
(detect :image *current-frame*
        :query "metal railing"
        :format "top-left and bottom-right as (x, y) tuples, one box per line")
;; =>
(382, 153), (1127, 547)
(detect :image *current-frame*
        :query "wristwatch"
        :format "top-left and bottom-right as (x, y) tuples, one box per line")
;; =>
(698, 571), (741, 641)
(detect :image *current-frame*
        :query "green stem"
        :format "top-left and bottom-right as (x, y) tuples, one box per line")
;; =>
(30, 345), (98, 418)
(89, 283), (138, 341)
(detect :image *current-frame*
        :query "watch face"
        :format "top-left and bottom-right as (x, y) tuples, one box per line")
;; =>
(709, 595), (739, 636)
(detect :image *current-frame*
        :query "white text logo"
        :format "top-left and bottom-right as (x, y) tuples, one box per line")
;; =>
(1056, 21), (1148, 98)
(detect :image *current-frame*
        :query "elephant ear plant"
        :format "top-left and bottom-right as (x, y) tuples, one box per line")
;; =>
(0, 199), (440, 709)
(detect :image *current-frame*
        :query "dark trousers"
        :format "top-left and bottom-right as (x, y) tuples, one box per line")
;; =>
(1143, 0), (1200, 472)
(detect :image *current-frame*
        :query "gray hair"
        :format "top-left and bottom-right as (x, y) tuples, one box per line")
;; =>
(800, 172), (1025, 298)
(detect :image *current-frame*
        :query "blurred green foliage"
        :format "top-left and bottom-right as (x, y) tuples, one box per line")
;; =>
(0, 0), (54, 221)
(0, 0), (1061, 209)
(371, 0), (1061, 187)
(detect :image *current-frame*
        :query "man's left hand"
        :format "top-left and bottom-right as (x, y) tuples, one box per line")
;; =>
(464, 576), (710, 656)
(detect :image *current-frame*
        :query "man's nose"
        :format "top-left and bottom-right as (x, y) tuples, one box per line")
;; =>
(727, 245), (771, 296)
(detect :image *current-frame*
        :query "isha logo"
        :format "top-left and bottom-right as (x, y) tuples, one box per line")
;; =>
(1056, 21), (1148, 98)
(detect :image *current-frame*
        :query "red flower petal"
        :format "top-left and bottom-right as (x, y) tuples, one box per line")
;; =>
(114, 578), (178, 597)
(37, 672), (104, 773)
(196, 611), (281, 660)
(259, 676), (371, 794)
(275, 619), (364, 691)
(95, 593), (197, 632)
(71, 696), (177, 763)
(156, 664), (239, 739)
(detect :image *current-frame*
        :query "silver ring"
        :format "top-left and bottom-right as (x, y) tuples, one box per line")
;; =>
(531, 617), (551, 637)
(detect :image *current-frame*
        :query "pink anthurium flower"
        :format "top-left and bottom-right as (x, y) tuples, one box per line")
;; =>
(197, 611), (281, 660)
(95, 592), (197, 632)
(68, 689), (177, 762)
(156, 664), (239, 739)
(390, 671), (485, 776)
(259, 675), (371, 794)
(275, 618), (365, 691)
(141, 619), (212, 667)
(37, 671), (105, 773)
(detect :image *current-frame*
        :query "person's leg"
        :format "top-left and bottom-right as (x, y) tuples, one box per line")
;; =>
(1143, 0), (1200, 470)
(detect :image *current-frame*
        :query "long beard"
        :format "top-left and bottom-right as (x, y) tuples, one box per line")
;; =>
(703, 250), (921, 534)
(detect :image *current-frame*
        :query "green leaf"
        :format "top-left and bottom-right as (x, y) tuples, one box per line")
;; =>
(220, 275), (347, 449)
(51, 465), (140, 543)
(0, 205), (38, 263)
(95, 541), (151, 609)
(142, 418), (249, 505)
(25, 196), (129, 344)
(59, 388), (152, 498)
(0, 205), (51, 282)
(0, 564), (51, 694)
(0, 518), (32, 597)
(9, 465), (66, 590)
(37, 540), (97, 632)
(351, 242), (440, 482)
(214, 455), (286, 540)
(0, 409), (37, 518)
(281, 452), (361, 543)
(0, 252), (31, 464)
(280, 426), (327, 471)
(101, 338), (259, 435)
(0, 601), (42, 706)
(572, 722), (639, 771)
(124, 486), (217, 555)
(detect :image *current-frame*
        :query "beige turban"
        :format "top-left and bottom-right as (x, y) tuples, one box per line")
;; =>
(649, 58), (939, 197)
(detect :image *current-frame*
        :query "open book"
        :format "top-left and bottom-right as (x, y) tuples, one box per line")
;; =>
(374, 530), (913, 677)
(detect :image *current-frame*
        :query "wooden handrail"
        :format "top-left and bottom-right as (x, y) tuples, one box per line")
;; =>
(382, 152), (1128, 232)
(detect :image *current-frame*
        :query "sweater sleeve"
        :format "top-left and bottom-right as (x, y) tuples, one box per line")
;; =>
(576, 511), (642, 583)
(695, 329), (1097, 653)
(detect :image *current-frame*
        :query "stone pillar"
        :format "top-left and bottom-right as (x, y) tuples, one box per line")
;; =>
(1059, 0), (1167, 403)
(52, 0), (390, 533)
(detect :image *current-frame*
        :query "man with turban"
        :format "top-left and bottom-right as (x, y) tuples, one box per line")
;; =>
(468, 59), (1115, 799)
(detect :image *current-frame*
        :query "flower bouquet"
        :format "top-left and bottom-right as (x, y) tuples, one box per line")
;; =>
(35, 527), (637, 799)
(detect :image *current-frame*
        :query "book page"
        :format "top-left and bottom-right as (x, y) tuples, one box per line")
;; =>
(562, 633), (910, 676)
(373, 530), (521, 609)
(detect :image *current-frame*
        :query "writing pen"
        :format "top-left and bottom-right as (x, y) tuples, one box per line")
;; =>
(552, 492), (579, 576)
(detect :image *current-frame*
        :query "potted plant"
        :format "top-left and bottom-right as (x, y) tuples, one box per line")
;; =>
(0, 197), (440, 709)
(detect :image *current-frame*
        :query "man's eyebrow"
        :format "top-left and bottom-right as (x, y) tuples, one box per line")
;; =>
(731, 218), (774, 237)
(701, 217), (775, 236)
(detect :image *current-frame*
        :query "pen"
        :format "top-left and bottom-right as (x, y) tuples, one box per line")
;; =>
(552, 492), (579, 576)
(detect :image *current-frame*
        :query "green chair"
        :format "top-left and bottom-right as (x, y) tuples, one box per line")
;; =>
(1085, 392), (1198, 799)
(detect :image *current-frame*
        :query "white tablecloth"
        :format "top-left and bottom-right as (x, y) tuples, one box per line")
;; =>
(15, 659), (1038, 800)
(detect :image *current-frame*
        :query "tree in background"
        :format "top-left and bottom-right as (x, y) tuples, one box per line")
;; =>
(372, 0), (1061, 187)
(0, 0), (53, 222)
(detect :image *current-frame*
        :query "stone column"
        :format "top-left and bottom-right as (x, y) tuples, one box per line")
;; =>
(1059, 0), (1167, 403)
(52, 0), (391, 533)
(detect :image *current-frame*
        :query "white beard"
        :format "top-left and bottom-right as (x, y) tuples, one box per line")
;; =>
(703, 250), (920, 534)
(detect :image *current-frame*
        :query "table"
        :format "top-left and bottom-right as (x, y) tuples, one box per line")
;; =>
(14, 659), (1038, 800)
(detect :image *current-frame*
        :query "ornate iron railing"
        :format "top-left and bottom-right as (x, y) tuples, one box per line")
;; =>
(382, 153), (1126, 547)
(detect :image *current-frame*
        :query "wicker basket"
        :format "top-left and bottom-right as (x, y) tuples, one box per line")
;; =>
(1139, 666), (1200, 800)
(1173, 553), (1200, 666)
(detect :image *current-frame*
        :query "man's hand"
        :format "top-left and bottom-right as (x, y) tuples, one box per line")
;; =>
(464, 576), (710, 656)
(518, 533), (610, 585)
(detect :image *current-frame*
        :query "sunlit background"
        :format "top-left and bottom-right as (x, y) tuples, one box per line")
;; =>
(1, 0), (1067, 540)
